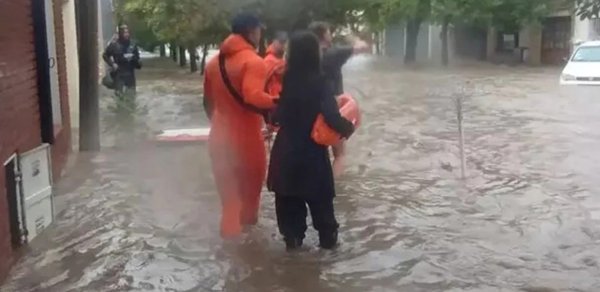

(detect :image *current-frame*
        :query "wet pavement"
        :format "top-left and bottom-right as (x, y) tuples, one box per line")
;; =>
(3, 57), (600, 292)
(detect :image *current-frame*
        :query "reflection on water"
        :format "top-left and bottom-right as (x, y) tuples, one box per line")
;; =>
(3, 57), (600, 292)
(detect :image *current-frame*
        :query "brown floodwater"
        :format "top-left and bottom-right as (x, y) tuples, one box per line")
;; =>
(2, 57), (600, 292)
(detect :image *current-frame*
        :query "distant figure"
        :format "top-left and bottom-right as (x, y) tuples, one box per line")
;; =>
(267, 31), (355, 250)
(203, 13), (278, 238)
(309, 21), (367, 177)
(102, 24), (142, 96)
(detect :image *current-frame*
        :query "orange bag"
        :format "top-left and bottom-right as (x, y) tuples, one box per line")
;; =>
(312, 94), (360, 146)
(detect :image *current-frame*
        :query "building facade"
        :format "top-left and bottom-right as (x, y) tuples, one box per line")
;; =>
(385, 2), (600, 66)
(0, 0), (72, 282)
(383, 22), (456, 63)
(487, 9), (600, 65)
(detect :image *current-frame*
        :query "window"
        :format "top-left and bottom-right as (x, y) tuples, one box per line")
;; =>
(496, 32), (519, 52)
(543, 17), (571, 50)
(571, 46), (600, 62)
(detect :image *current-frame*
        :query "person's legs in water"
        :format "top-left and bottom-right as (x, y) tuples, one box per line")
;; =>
(307, 197), (339, 249)
(112, 73), (133, 146)
(332, 141), (346, 177)
(122, 73), (137, 113)
(331, 93), (348, 177)
(239, 142), (267, 226)
(113, 73), (138, 146)
(209, 142), (245, 238)
(275, 194), (307, 250)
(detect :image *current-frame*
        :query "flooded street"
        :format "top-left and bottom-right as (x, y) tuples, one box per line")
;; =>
(3, 57), (600, 292)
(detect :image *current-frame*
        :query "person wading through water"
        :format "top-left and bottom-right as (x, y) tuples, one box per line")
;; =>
(267, 31), (355, 250)
(103, 24), (142, 98)
(203, 13), (278, 239)
(102, 24), (142, 142)
(308, 21), (368, 177)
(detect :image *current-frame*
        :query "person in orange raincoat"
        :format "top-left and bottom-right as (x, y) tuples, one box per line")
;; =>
(264, 32), (288, 96)
(203, 13), (278, 238)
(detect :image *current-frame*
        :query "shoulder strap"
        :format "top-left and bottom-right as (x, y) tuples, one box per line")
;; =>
(218, 53), (266, 115)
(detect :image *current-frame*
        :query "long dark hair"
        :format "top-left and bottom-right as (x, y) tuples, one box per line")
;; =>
(286, 30), (321, 77)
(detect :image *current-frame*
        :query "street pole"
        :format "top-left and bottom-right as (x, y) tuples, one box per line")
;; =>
(456, 96), (466, 179)
(77, 0), (100, 151)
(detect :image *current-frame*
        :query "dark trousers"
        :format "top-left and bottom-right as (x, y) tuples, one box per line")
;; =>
(275, 194), (339, 242)
(114, 72), (137, 96)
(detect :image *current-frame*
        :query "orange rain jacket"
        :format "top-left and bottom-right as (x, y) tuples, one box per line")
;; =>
(203, 34), (278, 238)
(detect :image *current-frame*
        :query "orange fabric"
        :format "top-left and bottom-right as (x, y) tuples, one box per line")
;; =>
(264, 43), (285, 133)
(312, 94), (360, 146)
(204, 34), (277, 238)
(264, 43), (286, 96)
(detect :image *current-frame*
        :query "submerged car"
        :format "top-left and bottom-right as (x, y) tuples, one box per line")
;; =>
(560, 41), (600, 86)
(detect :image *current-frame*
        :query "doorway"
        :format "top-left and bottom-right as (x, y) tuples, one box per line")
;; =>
(44, 0), (63, 128)
(542, 16), (572, 64)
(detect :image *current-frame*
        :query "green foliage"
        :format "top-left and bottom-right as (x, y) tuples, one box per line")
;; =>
(114, 0), (579, 65)
(119, 0), (230, 49)
(362, 0), (553, 31)
(575, 0), (600, 19)
(113, 0), (160, 51)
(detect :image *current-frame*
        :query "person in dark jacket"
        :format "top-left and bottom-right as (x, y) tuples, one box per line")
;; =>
(308, 22), (368, 177)
(308, 21), (368, 96)
(102, 24), (142, 96)
(267, 31), (355, 250)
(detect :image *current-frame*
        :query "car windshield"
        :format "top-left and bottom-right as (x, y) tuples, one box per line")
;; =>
(571, 46), (600, 62)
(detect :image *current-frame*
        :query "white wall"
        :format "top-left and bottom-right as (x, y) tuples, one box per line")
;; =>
(384, 22), (454, 63)
(573, 18), (592, 43)
(62, 0), (79, 129)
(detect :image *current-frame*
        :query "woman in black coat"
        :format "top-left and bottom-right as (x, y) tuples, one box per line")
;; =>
(267, 31), (355, 250)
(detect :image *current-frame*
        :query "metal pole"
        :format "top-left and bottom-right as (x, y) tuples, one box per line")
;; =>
(456, 96), (466, 179)
(78, 0), (101, 151)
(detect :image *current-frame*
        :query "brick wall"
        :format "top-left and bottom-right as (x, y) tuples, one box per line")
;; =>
(0, 0), (71, 283)
(0, 0), (41, 282)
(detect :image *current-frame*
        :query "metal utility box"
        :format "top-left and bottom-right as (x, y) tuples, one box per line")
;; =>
(19, 144), (54, 241)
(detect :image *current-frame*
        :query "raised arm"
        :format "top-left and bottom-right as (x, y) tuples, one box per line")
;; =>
(324, 46), (354, 69)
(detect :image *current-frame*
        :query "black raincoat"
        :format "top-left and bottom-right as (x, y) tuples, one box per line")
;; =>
(267, 73), (354, 199)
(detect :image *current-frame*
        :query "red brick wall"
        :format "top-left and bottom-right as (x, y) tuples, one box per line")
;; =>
(0, 0), (71, 283)
(0, 0), (42, 282)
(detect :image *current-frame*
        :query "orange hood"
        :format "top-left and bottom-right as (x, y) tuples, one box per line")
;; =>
(220, 34), (256, 57)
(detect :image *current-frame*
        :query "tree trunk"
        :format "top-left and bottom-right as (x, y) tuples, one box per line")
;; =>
(201, 44), (209, 75)
(179, 46), (187, 67)
(441, 16), (451, 67)
(170, 43), (177, 61)
(405, 19), (422, 64)
(159, 44), (166, 57)
(375, 31), (381, 55)
(189, 48), (198, 73)
(77, 0), (100, 151)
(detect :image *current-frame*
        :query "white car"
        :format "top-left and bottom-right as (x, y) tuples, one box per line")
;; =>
(560, 40), (600, 86)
